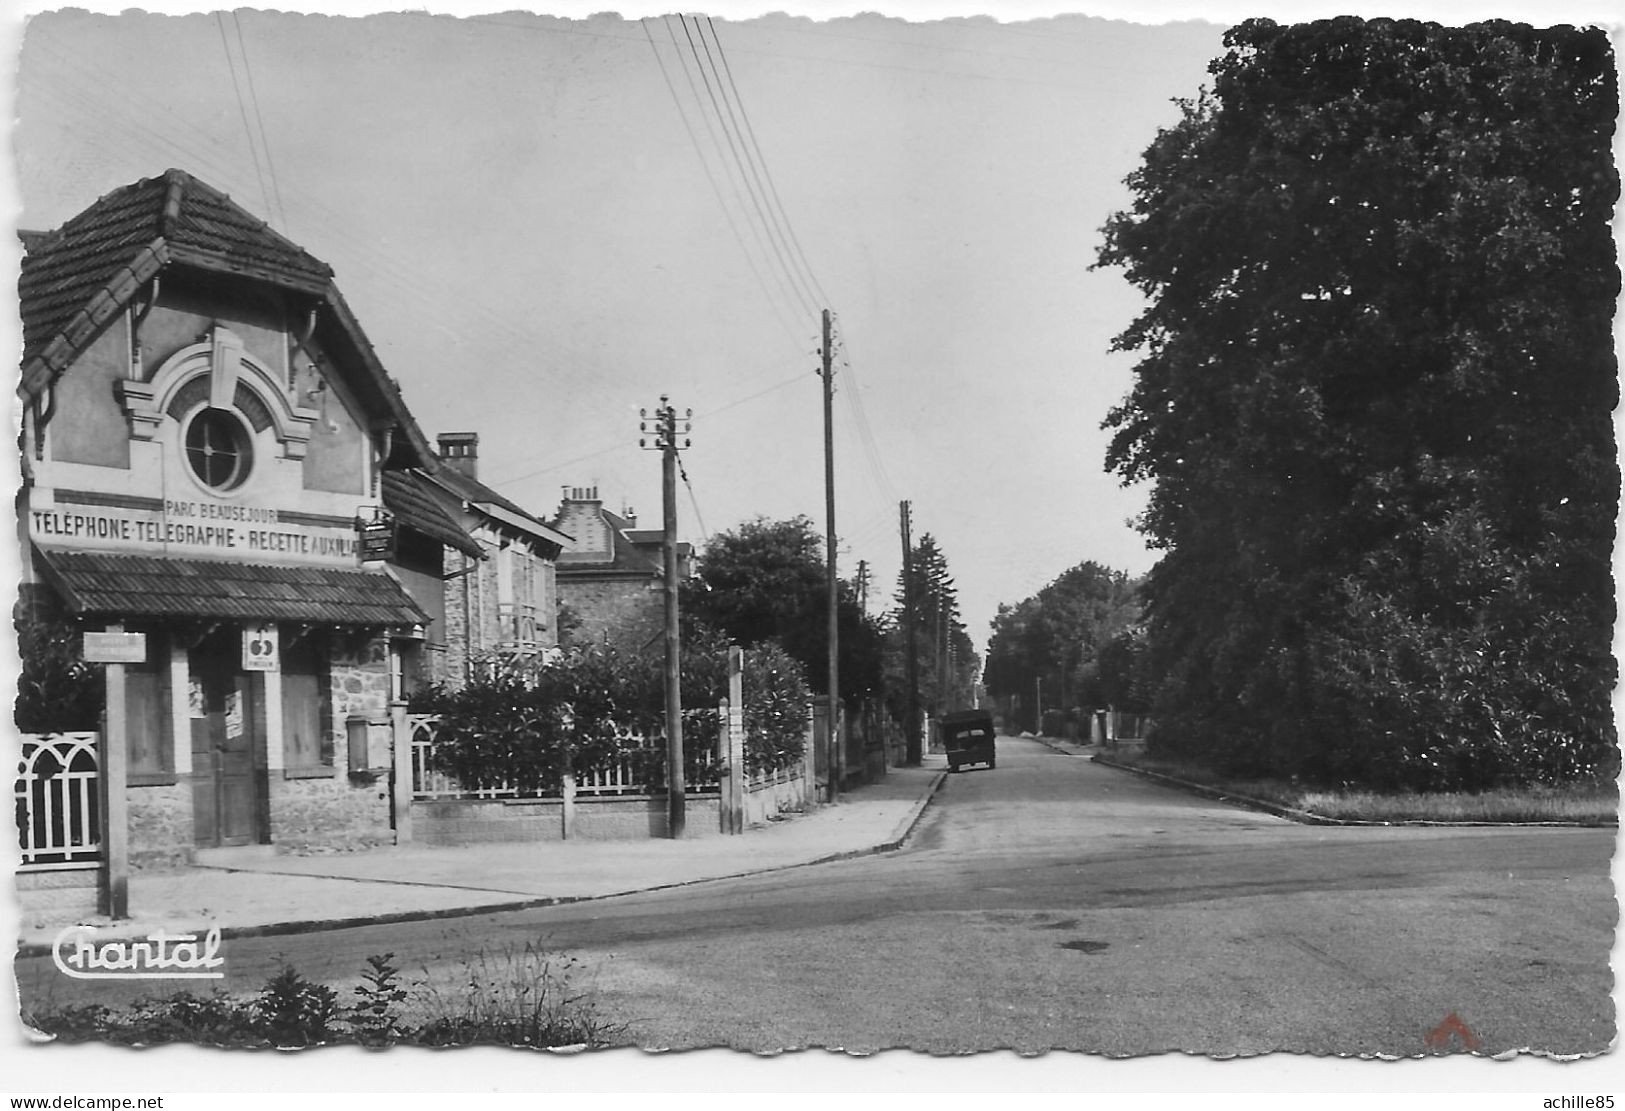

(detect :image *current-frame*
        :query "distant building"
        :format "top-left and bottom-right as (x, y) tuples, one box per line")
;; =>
(385, 433), (572, 687)
(550, 486), (691, 652)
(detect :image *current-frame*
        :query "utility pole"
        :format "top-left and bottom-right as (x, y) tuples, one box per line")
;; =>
(900, 500), (921, 765)
(641, 397), (691, 838)
(820, 309), (840, 802)
(856, 559), (870, 616)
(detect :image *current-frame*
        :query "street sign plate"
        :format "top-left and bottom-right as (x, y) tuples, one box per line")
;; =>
(242, 622), (280, 672)
(83, 631), (147, 664)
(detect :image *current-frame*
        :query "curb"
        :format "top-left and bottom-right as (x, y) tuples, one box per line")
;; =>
(1089, 754), (1618, 829)
(14, 773), (950, 960)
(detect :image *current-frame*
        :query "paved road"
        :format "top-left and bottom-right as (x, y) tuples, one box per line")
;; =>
(17, 737), (1613, 1056)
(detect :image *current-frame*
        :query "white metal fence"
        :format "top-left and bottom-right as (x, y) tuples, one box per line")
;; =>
(409, 714), (719, 801)
(16, 732), (101, 869)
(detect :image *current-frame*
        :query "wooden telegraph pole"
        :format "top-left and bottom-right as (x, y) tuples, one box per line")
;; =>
(901, 500), (921, 765)
(821, 309), (840, 802)
(642, 397), (691, 838)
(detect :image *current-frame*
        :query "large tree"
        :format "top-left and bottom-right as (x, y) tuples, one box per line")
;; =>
(1096, 18), (1618, 788)
(885, 533), (979, 719)
(984, 561), (1141, 730)
(682, 516), (886, 708)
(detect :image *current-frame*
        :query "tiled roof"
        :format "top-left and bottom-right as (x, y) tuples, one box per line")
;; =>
(556, 516), (689, 576)
(19, 169), (332, 371)
(433, 465), (532, 524)
(34, 549), (427, 626)
(381, 470), (484, 558)
(428, 465), (570, 550)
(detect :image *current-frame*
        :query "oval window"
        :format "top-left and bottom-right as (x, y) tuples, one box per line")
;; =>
(184, 408), (252, 491)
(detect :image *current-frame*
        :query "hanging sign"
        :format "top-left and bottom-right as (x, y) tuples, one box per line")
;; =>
(241, 622), (280, 672)
(356, 507), (397, 561)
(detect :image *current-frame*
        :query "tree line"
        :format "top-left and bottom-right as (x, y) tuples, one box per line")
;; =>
(1083, 17), (1617, 790)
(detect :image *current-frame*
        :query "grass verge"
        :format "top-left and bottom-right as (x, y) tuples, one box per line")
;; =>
(1100, 748), (1618, 824)
(21, 940), (626, 1049)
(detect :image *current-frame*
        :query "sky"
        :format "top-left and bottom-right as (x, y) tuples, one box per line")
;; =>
(7, 5), (1230, 651)
(5, 0), (1617, 658)
(4, 0), (1624, 1098)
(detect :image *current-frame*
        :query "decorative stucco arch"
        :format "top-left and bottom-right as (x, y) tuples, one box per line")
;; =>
(118, 325), (319, 459)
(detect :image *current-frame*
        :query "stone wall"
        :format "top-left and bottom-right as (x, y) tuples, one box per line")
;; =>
(127, 782), (193, 869)
(412, 794), (722, 844)
(330, 633), (392, 725)
(269, 773), (394, 854)
(558, 576), (662, 651)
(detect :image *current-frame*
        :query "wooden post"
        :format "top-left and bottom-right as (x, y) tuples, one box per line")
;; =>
(390, 700), (412, 844)
(717, 703), (733, 834)
(656, 398), (686, 838)
(98, 629), (130, 920)
(561, 764), (576, 841)
(820, 309), (840, 803)
(724, 646), (746, 834)
(803, 704), (818, 809)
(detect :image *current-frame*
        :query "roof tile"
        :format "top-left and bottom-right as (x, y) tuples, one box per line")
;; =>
(35, 549), (426, 626)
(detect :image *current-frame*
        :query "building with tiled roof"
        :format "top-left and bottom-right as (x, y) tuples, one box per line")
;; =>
(550, 486), (692, 652)
(393, 433), (574, 685)
(14, 169), (479, 911)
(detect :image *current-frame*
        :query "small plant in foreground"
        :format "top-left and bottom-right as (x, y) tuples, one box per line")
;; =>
(349, 953), (409, 1046)
(411, 938), (623, 1048)
(254, 966), (340, 1048)
(23, 942), (623, 1049)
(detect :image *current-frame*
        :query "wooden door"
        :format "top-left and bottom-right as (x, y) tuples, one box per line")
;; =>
(190, 630), (267, 847)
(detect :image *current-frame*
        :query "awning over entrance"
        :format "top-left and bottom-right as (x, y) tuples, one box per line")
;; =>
(34, 549), (428, 626)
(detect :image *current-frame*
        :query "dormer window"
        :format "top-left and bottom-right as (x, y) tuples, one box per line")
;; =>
(184, 407), (253, 491)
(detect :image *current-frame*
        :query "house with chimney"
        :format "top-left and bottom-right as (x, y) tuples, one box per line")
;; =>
(550, 486), (691, 652)
(384, 433), (571, 688)
(13, 169), (488, 913)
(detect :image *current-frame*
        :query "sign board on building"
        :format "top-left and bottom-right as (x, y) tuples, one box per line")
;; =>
(241, 623), (280, 672)
(356, 508), (396, 561)
(83, 631), (148, 665)
(29, 494), (363, 568)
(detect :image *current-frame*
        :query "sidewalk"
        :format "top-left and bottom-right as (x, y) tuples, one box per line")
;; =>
(16, 761), (946, 954)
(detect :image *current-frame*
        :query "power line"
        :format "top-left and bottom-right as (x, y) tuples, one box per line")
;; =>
(692, 17), (821, 316)
(483, 366), (807, 490)
(673, 15), (816, 321)
(24, 35), (613, 398)
(675, 452), (709, 542)
(231, 12), (288, 230)
(214, 13), (275, 228)
(663, 15), (810, 337)
(704, 16), (831, 310)
(638, 17), (804, 347)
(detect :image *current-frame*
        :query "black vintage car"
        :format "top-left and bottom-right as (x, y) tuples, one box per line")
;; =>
(938, 708), (996, 773)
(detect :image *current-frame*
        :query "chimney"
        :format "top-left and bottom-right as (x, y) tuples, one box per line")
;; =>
(437, 432), (479, 481)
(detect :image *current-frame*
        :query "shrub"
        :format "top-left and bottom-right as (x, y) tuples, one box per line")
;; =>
(415, 646), (647, 795)
(24, 947), (622, 1050)
(410, 939), (621, 1048)
(14, 598), (101, 733)
(418, 625), (812, 791)
(254, 966), (340, 1047)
